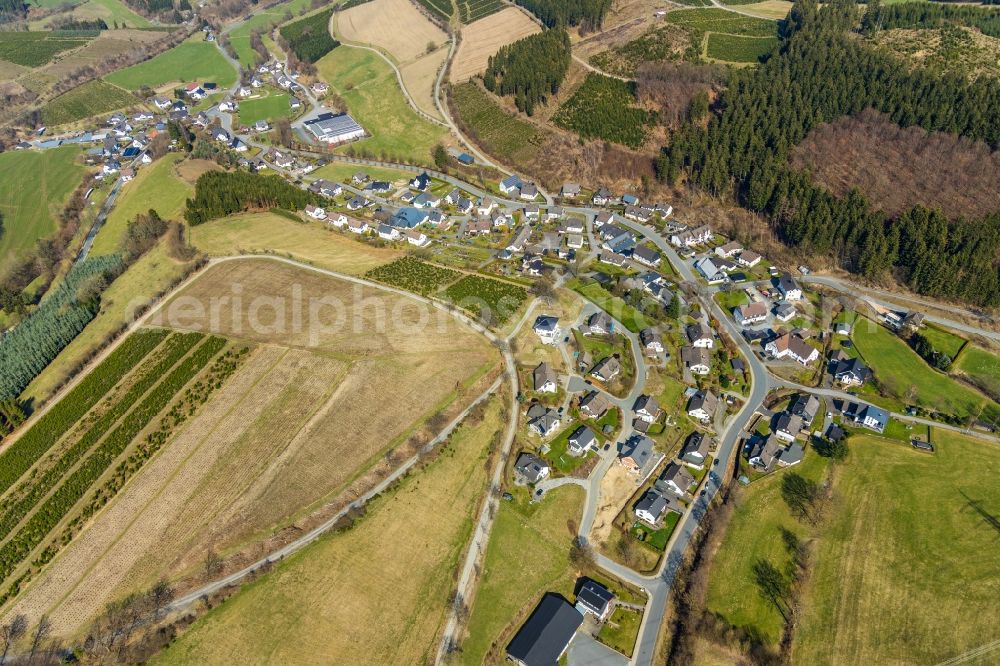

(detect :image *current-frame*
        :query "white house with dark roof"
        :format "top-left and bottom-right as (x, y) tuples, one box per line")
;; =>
(568, 426), (597, 455)
(532, 362), (558, 393)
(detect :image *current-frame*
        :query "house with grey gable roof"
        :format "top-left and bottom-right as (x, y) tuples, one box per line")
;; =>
(619, 435), (655, 475)
(632, 394), (661, 423)
(687, 390), (718, 422)
(680, 431), (711, 469)
(656, 462), (695, 497)
(514, 452), (550, 484)
(527, 405), (561, 438)
(568, 425), (597, 455)
(579, 390), (611, 419)
(747, 434), (783, 471)
(640, 328), (664, 355)
(774, 412), (803, 443)
(590, 356), (621, 383)
(686, 322), (714, 348)
(790, 393), (820, 425)
(532, 362), (558, 394)
(587, 311), (613, 336)
(634, 488), (670, 526)
(632, 245), (661, 267)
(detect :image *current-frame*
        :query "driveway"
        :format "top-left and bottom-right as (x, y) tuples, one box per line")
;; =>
(567, 632), (629, 666)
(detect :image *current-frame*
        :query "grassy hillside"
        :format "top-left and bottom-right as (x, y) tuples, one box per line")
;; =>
(0, 146), (86, 269)
(227, 0), (317, 67)
(315, 46), (446, 165)
(152, 397), (503, 665)
(90, 153), (192, 256)
(794, 431), (1000, 663)
(104, 36), (236, 90)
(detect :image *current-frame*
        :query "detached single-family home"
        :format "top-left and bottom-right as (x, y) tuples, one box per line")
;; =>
(568, 426), (597, 455)
(687, 390), (719, 422)
(507, 225), (531, 252)
(499, 174), (523, 195)
(632, 246), (661, 268)
(670, 224), (712, 247)
(560, 183), (580, 199)
(514, 452), (550, 484)
(352, 172), (369, 185)
(619, 435), (655, 475)
(657, 462), (695, 497)
(311, 81), (329, 94)
(632, 394), (661, 423)
(857, 404), (889, 433)
(405, 229), (430, 247)
(412, 192), (442, 209)
(774, 302), (796, 323)
(377, 224), (401, 241)
(254, 119), (270, 132)
(391, 207), (429, 228)
(590, 357), (621, 383)
(527, 404), (561, 438)
(326, 213), (348, 228)
(592, 186), (614, 206)
(211, 127), (230, 142)
(520, 182), (538, 200)
(624, 206), (651, 223)
(715, 241), (743, 258)
(523, 204), (540, 221)
(533, 315), (561, 344)
(790, 394), (820, 426)
(640, 328), (664, 355)
(587, 311), (613, 336)
(598, 250), (630, 269)
(680, 431), (711, 469)
(575, 580), (614, 621)
(346, 196), (369, 211)
(765, 333), (819, 365)
(686, 322), (714, 348)
(119, 167), (135, 182)
(774, 412), (803, 442)
(748, 435), (783, 471)
(681, 346), (711, 375)
(735, 301), (768, 326)
(635, 489), (670, 526)
(533, 362), (558, 394)
(152, 96), (172, 110)
(312, 179), (342, 197)
(622, 193), (640, 206)
(506, 595), (582, 666)
(566, 234), (585, 250)
(410, 171), (431, 191)
(347, 218), (369, 234)
(832, 357), (870, 387)
(305, 204), (326, 220)
(777, 272), (802, 301)
(579, 390), (611, 419)
(477, 197), (497, 216)
(594, 211), (614, 227)
(737, 250), (762, 268)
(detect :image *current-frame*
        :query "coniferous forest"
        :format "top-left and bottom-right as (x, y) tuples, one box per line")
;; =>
(514, 0), (612, 30)
(658, 0), (1000, 306)
(483, 29), (571, 115)
(184, 171), (322, 225)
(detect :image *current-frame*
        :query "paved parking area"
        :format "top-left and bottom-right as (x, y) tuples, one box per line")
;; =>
(567, 632), (629, 666)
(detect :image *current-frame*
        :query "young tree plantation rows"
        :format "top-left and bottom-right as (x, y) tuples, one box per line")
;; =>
(0, 329), (168, 495)
(658, 0), (1000, 306)
(0, 255), (125, 402)
(0, 333), (202, 549)
(484, 29), (571, 115)
(553, 74), (655, 148)
(279, 9), (340, 63)
(364, 257), (460, 296)
(514, 0), (611, 30)
(444, 275), (527, 326)
(185, 171), (322, 225)
(0, 334), (226, 604)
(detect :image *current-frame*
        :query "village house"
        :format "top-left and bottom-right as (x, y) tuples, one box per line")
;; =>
(377, 224), (401, 241)
(532, 315), (561, 344)
(737, 250), (762, 268)
(311, 81), (329, 94)
(635, 488), (670, 525)
(632, 394), (661, 424)
(527, 404), (561, 438)
(592, 186), (615, 206)
(568, 426), (597, 456)
(656, 462), (694, 497)
(326, 212), (349, 228)
(640, 328), (664, 355)
(790, 394), (820, 426)
(533, 362), (558, 394)
(514, 452), (550, 484)
(579, 390), (612, 419)
(686, 322), (714, 348)
(506, 595), (582, 666)
(765, 333), (819, 365)
(466, 218), (491, 236)
(632, 246), (661, 268)
(680, 432), (711, 469)
(777, 272), (803, 301)
(575, 580), (614, 621)
(748, 435), (783, 470)
(590, 357), (621, 383)
(598, 250), (630, 269)
(670, 224), (712, 247)
(735, 301), (768, 326)
(499, 174), (523, 195)
(687, 390), (719, 422)
(594, 211), (614, 227)
(305, 204), (326, 220)
(715, 241), (743, 258)
(347, 218), (369, 234)
(560, 182), (581, 199)
(832, 357), (870, 386)
(587, 311), (613, 336)
(311, 179), (342, 197)
(619, 435), (655, 475)
(774, 302), (796, 323)
(681, 346), (711, 375)
(520, 182), (539, 200)
(774, 412), (803, 442)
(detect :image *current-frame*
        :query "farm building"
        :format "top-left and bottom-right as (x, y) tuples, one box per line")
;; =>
(303, 112), (365, 144)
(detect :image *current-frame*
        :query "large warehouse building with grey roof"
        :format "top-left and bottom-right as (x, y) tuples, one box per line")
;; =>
(303, 112), (365, 144)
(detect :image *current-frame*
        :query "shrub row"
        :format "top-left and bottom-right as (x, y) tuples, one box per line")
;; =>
(0, 328), (168, 497)
(0, 335), (226, 599)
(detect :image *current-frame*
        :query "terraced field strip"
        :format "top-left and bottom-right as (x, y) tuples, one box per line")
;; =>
(0, 328), (169, 498)
(0, 334), (227, 603)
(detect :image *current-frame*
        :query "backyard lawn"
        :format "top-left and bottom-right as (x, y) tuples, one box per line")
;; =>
(597, 606), (643, 657)
(793, 431), (1000, 664)
(955, 344), (1000, 401)
(572, 280), (648, 333)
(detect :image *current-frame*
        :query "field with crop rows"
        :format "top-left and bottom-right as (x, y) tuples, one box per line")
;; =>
(451, 83), (543, 165)
(0, 31), (93, 67)
(0, 331), (232, 606)
(706, 33), (778, 62)
(459, 0), (502, 22)
(41, 79), (139, 126)
(444, 275), (527, 326)
(364, 257), (460, 295)
(417, 0), (452, 20)
(665, 8), (777, 36)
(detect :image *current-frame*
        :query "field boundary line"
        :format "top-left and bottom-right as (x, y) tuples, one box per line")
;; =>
(935, 638), (1000, 666)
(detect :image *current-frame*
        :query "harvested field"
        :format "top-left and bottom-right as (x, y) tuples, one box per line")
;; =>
(5, 259), (498, 638)
(172, 158), (219, 185)
(153, 395), (504, 666)
(790, 108), (1000, 220)
(338, 0), (447, 63)
(189, 211), (401, 274)
(451, 7), (540, 82)
(400, 46), (448, 120)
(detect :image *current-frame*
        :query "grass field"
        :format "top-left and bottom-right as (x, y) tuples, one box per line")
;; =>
(41, 79), (139, 126)
(236, 90), (293, 127)
(451, 82), (543, 167)
(315, 46), (446, 164)
(56, 0), (151, 28)
(572, 280), (647, 333)
(104, 36), (236, 91)
(153, 396), (502, 664)
(0, 31), (92, 67)
(919, 323), (967, 359)
(451, 6), (539, 81)
(9, 259), (497, 638)
(706, 33), (779, 62)
(90, 153), (192, 256)
(311, 162), (412, 184)
(955, 344), (1000, 401)
(705, 451), (830, 645)
(458, 486), (586, 665)
(0, 146), (86, 269)
(189, 211), (401, 274)
(793, 431), (1000, 663)
(228, 0), (315, 67)
(851, 318), (1000, 421)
